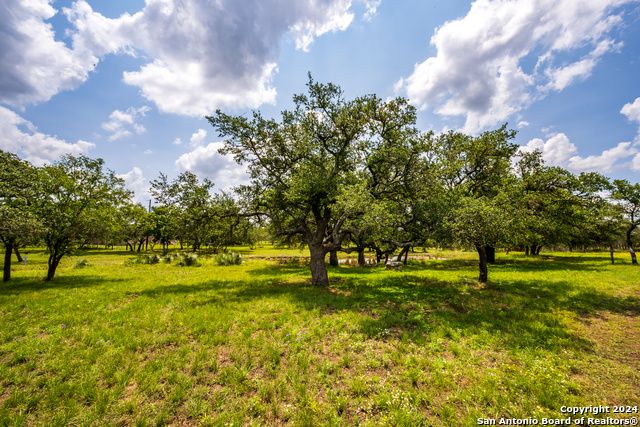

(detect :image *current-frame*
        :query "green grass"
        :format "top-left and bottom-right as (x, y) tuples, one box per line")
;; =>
(1, 248), (638, 426)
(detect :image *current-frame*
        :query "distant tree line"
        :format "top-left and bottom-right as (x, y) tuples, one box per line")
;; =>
(1, 75), (639, 284)
(0, 153), (255, 282)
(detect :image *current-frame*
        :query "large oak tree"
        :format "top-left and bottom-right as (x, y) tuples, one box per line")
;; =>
(207, 75), (424, 285)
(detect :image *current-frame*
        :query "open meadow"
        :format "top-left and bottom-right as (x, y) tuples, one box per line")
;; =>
(1, 247), (639, 426)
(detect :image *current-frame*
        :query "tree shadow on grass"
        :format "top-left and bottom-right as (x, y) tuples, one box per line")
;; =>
(136, 260), (639, 354)
(0, 275), (131, 296)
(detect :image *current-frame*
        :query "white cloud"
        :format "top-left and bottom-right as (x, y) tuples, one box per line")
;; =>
(362, 0), (382, 21)
(62, 0), (375, 116)
(101, 106), (151, 141)
(621, 97), (640, 141)
(397, 0), (634, 134)
(568, 141), (638, 173)
(173, 138), (183, 145)
(117, 166), (150, 204)
(144, 149), (153, 154)
(522, 97), (640, 173)
(631, 153), (640, 172)
(175, 142), (249, 188)
(190, 129), (207, 147)
(520, 133), (578, 165)
(517, 121), (530, 128)
(565, 97), (640, 172)
(0, 0), (97, 107)
(0, 106), (95, 165)
(541, 39), (622, 92)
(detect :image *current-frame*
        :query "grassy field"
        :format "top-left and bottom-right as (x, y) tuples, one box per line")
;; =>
(0, 247), (638, 426)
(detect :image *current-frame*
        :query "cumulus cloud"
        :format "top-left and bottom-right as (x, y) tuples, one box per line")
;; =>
(622, 98), (640, 123)
(175, 142), (249, 188)
(101, 106), (151, 141)
(397, 0), (634, 134)
(0, 0), (97, 107)
(517, 121), (530, 128)
(189, 129), (207, 147)
(631, 153), (640, 172)
(568, 141), (638, 173)
(621, 97), (640, 141)
(522, 98), (640, 173)
(61, 0), (376, 116)
(0, 106), (94, 165)
(520, 133), (578, 166)
(117, 166), (150, 204)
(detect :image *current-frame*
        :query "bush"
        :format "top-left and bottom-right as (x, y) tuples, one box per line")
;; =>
(174, 253), (200, 267)
(123, 252), (201, 267)
(160, 253), (177, 263)
(74, 259), (90, 268)
(125, 254), (160, 266)
(214, 252), (244, 266)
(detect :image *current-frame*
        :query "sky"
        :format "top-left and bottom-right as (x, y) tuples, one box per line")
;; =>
(2, 0), (640, 204)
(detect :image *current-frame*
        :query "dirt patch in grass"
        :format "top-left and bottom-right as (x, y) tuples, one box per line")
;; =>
(580, 312), (640, 367)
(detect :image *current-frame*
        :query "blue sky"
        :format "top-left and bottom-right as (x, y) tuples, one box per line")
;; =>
(2, 0), (640, 202)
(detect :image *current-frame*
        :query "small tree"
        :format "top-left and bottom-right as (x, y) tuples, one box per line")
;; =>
(610, 179), (640, 265)
(435, 125), (520, 282)
(150, 171), (215, 251)
(37, 155), (131, 280)
(0, 151), (42, 281)
(148, 206), (178, 254)
(451, 192), (521, 282)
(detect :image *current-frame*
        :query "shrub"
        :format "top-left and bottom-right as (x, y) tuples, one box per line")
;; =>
(160, 253), (177, 263)
(214, 252), (244, 266)
(74, 259), (90, 268)
(174, 253), (200, 267)
(124, 254), (160, 266)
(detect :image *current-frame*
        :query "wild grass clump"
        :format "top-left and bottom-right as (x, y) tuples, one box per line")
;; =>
(173, 253), (200, 267)
(125, 252), (200, 267)
(73, 259), (90, 268)
(124, 254), (160, 265)
(161, 253), (178, 263)
(214, 251), (244, 266)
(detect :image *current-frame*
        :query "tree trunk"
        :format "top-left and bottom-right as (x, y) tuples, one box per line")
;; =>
(4, 242), (13, 282)
(358, 249), (366, 266)
(627, 228), (638, 265)
(530, 245), (537, 256)
(309, 245), (329, 286)
(485, 245), (495, 264)
(506, 247), (510, 255)
(475, 244), (488, 283)
(403, 248), (409, 265)
(524, 246), (529, 255)
(375, 248), (383, 263)
(46, 254), (62, 281)
(14, 247), (23, 263)
(610, 243), (614, 265)
(329, 250), (339, 266)
(536, 245), (542, 255)
(137, 240), (143, 252)
(396, 247), (408, 262)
